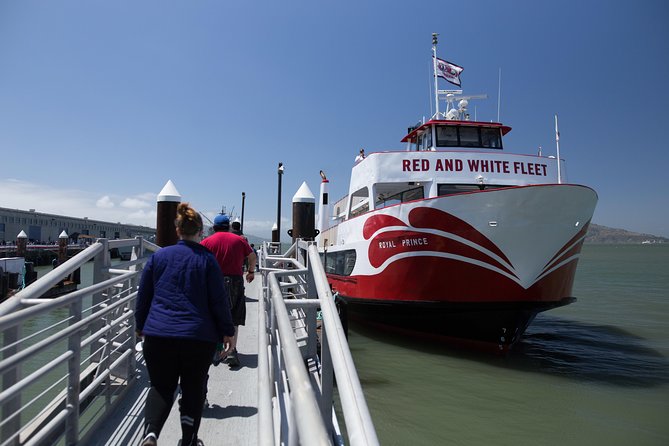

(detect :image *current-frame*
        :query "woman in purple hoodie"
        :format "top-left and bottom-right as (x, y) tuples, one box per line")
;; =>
(135, 203), (234, 446)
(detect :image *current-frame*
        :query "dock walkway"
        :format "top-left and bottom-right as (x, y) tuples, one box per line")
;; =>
(0, 238), (378, 446)
(92, 277), (261, 446)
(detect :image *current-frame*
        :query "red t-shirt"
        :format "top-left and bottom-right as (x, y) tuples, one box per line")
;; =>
(201, 231), (252, 276)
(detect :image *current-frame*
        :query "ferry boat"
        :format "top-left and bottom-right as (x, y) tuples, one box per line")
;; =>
(316, 36), (598, 351)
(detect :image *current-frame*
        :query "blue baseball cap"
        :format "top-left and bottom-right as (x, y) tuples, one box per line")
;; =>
(214, 214), (230, 226)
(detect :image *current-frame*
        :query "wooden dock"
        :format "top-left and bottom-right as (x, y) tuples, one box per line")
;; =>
(91, 276), (261, 446)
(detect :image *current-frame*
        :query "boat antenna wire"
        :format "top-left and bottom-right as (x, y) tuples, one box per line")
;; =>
(497, 68), (502, 122)
(555, 114), (562, 184)
(432, 33), (440, 119)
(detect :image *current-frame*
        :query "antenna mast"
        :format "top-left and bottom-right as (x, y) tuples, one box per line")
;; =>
(432, 33), (440, 119)
(555, 114), (562, 184)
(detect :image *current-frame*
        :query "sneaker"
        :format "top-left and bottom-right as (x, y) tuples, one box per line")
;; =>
(226, 349), (240, 368)
(140, 432), (157, 446)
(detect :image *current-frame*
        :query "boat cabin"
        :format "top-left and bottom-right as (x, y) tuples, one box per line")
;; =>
(401, 120), (511, 152)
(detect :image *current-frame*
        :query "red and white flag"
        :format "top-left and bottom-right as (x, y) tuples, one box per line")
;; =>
(434, 57), (464, 87)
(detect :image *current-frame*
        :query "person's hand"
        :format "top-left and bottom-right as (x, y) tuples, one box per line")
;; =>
(246, 271), (255, 283)
(222, 336), (234, 355)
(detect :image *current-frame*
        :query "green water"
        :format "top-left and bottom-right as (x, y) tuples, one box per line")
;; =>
(346, 245), (669, 446)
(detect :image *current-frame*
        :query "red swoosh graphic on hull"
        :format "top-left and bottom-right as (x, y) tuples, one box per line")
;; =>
(408, 207), (511, 265)
(362, 207), (514, 277)
(367, 229), (516, 278)
(543, 221), (590, 271)
(363, 215), (407, 239)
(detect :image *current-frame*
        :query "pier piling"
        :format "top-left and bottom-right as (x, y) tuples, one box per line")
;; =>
(289, 182), (317, 243)
(156, 180), (181, 247)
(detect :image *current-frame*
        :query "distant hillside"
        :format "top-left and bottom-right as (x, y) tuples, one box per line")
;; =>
(585, 224), (669, 244)
(244, 234), (268, 247)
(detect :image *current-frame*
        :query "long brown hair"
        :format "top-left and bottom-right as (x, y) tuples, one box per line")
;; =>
(175, 202), (203, 236)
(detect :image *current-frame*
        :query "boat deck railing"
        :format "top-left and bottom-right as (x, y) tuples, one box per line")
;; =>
(258, 240), (378, 446)
(0, 237), (157, 446)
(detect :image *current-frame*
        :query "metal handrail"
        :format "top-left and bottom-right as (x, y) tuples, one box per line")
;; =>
(258, 240), (379, 446)
(0, 237), (154, 446)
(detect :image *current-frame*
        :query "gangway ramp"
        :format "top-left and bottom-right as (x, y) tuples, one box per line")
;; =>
(92, 278), (262, 446)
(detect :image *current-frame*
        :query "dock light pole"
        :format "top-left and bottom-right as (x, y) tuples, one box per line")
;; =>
(241, 192), (246, 233)
(276, 162), (284, 244)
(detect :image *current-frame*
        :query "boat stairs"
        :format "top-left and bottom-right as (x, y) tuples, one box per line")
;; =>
(0, 237), (378, 445)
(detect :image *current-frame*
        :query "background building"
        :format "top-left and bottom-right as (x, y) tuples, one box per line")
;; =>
(0, 207), (155, 244)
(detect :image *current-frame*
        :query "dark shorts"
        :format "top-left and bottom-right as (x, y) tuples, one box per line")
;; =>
(224, 275), (246, 326)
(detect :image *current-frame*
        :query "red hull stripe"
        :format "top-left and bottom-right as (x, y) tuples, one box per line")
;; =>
(328, 252), (580, 304)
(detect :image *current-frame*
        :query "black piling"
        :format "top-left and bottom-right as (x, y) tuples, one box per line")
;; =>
(156, 180), (181, 247)
(289, 182), (317, 243)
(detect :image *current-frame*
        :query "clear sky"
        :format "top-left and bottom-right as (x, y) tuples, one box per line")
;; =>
(1, 0), (668, 239)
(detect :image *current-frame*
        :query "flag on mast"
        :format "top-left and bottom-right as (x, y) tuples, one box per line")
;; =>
(434, 57), (464, 86)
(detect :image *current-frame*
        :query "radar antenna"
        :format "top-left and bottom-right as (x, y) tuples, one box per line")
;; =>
(436, 90), (487, 120)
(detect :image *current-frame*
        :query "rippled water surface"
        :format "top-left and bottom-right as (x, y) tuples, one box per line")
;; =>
(346, 245), (669, 446)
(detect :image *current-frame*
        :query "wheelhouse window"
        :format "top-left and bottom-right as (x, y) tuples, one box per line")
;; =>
(436, 126), (458, 147)
(481, 127), (502, 148)
(419, 129), (432, 150)
(435, 125), (503, 149)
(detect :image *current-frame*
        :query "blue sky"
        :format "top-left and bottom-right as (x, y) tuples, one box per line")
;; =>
(1, 1), (668, 239)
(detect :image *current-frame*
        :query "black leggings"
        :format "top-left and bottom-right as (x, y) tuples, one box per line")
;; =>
(142, 336), (216, 443)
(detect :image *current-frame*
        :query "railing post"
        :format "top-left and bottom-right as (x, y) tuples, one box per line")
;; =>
(319, 324), (335, 435)
(1, 325), (21, 446)
(90, 239), (110, 362)
(65, 299), (82, 445)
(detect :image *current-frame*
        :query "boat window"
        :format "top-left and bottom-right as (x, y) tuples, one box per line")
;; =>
(459, 127), (479, 147)
(436, 126), (459, 147)
(438, 184), (482, 195)
(481, 128), (502, 148)
(349, 187), (369, 218)
(323, 249), (356, 276)
(438, 184), (509, 195)
(424, 129), (432, 150)
(376, 185), (424, 208)
(343, 250), (356, 275)
(435, 125), (503, 149)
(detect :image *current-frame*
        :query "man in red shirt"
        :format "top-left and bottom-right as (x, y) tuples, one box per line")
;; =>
(201, 214), (257, 367)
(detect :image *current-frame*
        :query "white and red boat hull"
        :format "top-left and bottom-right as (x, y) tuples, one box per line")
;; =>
(324, 184), (597, 350)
